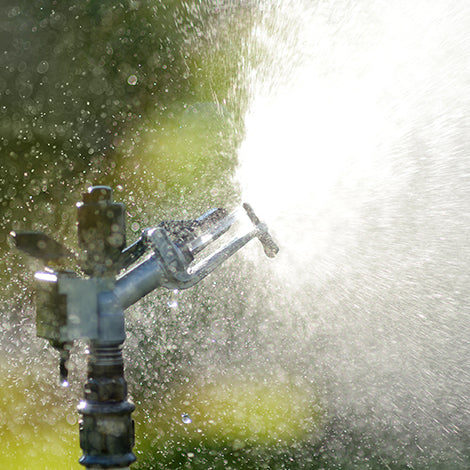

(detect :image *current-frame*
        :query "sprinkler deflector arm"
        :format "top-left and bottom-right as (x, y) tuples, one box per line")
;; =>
(11, 186), (278, 469)
(115, 204), (278, 309)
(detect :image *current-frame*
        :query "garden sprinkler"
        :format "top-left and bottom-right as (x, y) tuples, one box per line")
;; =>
(11, 185), (279, 469)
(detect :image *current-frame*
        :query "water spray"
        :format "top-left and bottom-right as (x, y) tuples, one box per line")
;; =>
(11, 185), (278, 469)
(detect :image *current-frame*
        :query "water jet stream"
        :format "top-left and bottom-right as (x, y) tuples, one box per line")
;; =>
(235, 0), (470, 466)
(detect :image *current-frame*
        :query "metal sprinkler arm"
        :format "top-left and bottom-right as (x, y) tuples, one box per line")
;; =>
(115, 203), (279, 309)
(172, 215), (278, 287)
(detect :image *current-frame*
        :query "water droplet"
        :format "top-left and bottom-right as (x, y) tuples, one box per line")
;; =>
(61, 379), (69, 388)
(37, 60), (49, 74)
(168, 289), (179, 309)
(181, 413), (192, 424)
(127, 75), (138, 86)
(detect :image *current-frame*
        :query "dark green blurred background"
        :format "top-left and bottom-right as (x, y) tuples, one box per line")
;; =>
(1, 0), (254, 297)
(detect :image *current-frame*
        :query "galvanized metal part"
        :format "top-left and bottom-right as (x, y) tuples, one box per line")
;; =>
(12, 185), (278, 468)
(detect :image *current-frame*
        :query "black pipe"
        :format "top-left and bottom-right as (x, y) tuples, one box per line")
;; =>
(78, 342), (136, 468)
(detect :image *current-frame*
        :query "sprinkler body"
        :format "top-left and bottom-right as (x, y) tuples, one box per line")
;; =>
(11, 186), (278, 468)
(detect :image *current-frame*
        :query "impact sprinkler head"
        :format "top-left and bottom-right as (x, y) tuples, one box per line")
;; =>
(11, 185), (278, 469)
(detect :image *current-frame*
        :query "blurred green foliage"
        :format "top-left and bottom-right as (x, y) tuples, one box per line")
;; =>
(0, 360), (325, 470)
(0, 0), (254, 295)
(136, 375), (324, 444)
(2, 361), (452, 469)
(0, 361), (80, 469)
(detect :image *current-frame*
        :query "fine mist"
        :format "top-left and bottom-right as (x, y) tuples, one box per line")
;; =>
(236, 0), (469, 466)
